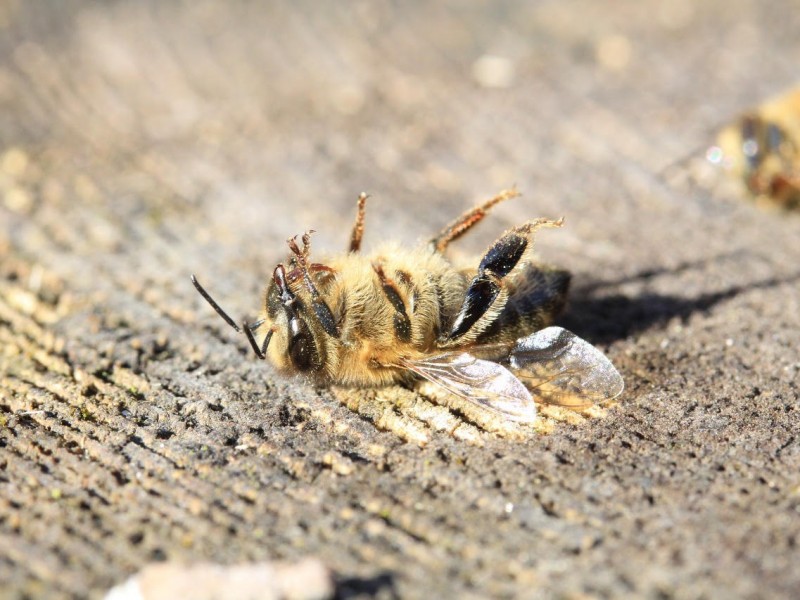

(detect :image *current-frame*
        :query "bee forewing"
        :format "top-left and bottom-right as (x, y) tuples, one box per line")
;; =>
(403, 353), (537, 423)
(508, 327), (624, 409)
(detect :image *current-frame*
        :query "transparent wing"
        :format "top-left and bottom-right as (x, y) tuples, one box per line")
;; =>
(506, 327), (624, 409)
(401, 352), (537, 424)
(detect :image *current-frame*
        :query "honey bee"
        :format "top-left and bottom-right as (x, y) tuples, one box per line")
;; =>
(709, 87), (800, 209)
(192, 189), (623, 425)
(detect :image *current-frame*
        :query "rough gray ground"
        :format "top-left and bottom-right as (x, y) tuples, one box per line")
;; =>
(1, 1), (799, 598)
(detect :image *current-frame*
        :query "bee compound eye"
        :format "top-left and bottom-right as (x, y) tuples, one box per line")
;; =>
(288, 333), (317, 372)
(266, 281), (281, 318)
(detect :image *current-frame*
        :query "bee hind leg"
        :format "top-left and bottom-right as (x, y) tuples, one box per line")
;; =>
(428, 188), (520, 253)
(440, 217), (563, 346)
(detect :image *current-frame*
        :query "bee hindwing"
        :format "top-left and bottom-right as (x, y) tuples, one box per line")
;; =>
(402, 353), (537, 423)
(402, 327), (623, 424)
(507, 327), (624, 409)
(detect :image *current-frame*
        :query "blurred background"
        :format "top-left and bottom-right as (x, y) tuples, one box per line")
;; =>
(4, 1), (798, 252)
(5, 1), (798, 273)
(1, 1), (799, 598)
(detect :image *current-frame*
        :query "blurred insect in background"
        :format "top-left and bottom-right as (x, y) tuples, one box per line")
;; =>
(709, 87), (800, 209)
(192, 189), (623, 425)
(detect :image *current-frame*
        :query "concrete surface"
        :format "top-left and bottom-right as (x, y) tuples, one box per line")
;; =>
(1, 1), (799, 598)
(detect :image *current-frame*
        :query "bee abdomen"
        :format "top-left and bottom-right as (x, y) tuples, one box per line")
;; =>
(477, 264), (570, 344)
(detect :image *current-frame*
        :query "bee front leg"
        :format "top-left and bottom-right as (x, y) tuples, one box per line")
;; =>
(287, 234), (341, 337)
(441, 217), (563, 345)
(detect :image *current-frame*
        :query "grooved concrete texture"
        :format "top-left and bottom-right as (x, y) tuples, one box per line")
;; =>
(1, 2), (799, 598)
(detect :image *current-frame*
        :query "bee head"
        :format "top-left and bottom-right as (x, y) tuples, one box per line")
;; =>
(260, 262), (339, 378)
(191, 231), (339, 376)
(193, 231), (340, 378)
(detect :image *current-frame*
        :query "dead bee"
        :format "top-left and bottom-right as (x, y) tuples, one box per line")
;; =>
(192, 189), (623, 425)
(710, 87), (800, 209)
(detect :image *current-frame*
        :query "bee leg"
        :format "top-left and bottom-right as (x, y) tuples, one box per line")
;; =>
(441, 217), (563, 345)
(348, 192), (369, 253)
(372, 262), (412, 343)
(287, 233), (341, 337)
(768, 172), (800, 208)
(428, 187), (520, 253)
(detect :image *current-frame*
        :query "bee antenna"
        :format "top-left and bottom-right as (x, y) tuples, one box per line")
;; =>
(243, 320), (272, 360)
(192, 275), (274, 360)
(191, 275), (242, 333)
